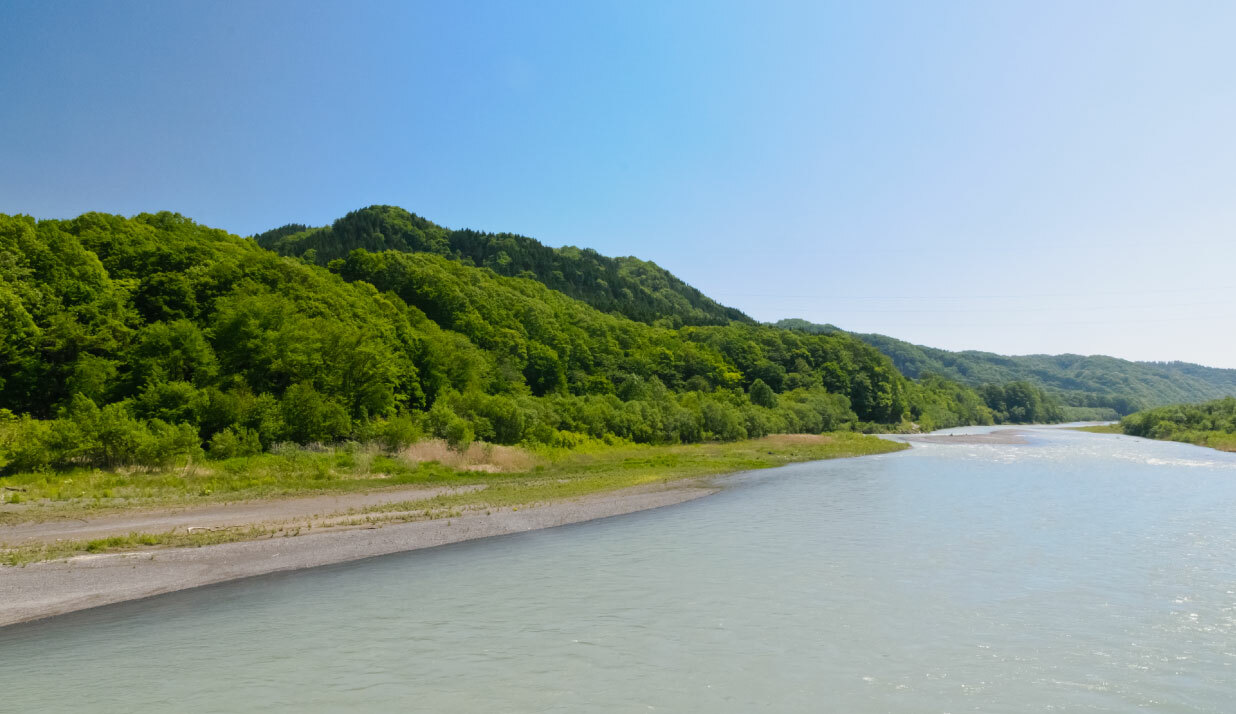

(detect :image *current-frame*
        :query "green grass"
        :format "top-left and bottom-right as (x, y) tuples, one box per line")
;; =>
(0, 433), (905, 562)
(0, 447), (466, 523)
(381, 433), (907, 514)
(1150, 430), (1236, 453)
(1, 526), (278, 566)
(1071, 423), (1236, 452)
(0, 434), (905, 524)
(1069, 424), (1122, 434)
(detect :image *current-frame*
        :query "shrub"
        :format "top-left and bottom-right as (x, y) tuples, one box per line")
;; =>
(376, 412), (422, 451)
(444, 418), (475, 452)
(0, 413), (56, 473)
(208, 426), (264, 460)
(138, 420), (204, 467)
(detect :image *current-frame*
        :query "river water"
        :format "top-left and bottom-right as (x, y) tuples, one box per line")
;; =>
(3, 426), (1236, 712)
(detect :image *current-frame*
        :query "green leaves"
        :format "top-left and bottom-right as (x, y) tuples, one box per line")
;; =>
(749, 379), (777, 408)
(0, 206), (1008, 476)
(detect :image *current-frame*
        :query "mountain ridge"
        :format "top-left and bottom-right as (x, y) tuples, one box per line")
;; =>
(254, 205), (751, 328)
(773, 319), (1236, 414)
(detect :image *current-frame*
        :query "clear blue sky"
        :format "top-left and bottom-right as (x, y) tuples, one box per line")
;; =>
(3, 0), (1234, 367)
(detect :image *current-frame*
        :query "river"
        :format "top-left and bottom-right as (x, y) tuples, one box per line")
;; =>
(3, 426), (1235, 712)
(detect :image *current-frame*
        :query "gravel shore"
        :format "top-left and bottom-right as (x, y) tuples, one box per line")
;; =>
(0, 483), (715, 628)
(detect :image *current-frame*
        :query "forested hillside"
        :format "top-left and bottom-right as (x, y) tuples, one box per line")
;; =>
(255, 205), (750, 327)
(0, 211), (998, 474)
(775, 319), (1236, 415)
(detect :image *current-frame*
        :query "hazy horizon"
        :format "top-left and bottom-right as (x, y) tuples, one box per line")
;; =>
(3, 1), (1234, 367)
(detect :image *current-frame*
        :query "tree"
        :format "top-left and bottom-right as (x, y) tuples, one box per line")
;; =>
(749, 378), (777, 408)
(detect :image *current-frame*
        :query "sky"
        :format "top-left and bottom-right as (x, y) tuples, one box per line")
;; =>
(2, 0), (1234, 367)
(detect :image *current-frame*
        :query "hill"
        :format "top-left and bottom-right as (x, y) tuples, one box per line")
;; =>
(775, 319), (1236, 414)
(1, 211), (999, 474)
(254, 205), (751, 327)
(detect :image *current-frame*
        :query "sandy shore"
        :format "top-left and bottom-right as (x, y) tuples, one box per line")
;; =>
(0, 482), (715, 628)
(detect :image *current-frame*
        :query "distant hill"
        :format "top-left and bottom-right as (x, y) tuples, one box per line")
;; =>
(255, 205), (751, 327)
(775, 319), (1236, 414)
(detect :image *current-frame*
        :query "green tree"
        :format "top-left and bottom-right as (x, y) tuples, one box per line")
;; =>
(749, 378), (777, 408)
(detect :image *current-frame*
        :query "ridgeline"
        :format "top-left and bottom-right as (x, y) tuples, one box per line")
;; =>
(255, 205), (751, 327)
(775, 319), (1236, 418)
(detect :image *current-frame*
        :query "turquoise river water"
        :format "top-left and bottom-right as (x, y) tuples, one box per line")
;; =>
(2, 425), (1236, 712)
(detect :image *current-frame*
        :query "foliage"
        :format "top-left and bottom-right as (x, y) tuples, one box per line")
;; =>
(255, 205), (751, 327)
(749, 379), (776, 408)
(978, 381), (1065, 424)
(207, 427), (264, 460)
(1119, 396), (1236, 451)
(0, 209), (997, 473)
(776, 319), (1236, 415)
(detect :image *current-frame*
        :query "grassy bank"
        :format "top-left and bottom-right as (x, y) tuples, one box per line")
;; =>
(1, 433), (905, 563)
(1139, 431), (1236, 452)
(1070, 421), (1235, 451)
(1068, 424), (1121, 434)
(1071, 422), (1235, 451)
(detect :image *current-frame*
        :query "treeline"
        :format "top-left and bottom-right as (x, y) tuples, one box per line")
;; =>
(1118, 397), (1236, 451)
(978, 382), (1064, 424)
(256, 205), (750, 327)
(775, 319), (1236, 416)
(0, 211), (995, 474)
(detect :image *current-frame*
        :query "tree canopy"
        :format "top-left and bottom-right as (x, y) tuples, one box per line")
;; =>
(0, 209), (1046, 474)
(1119, 396), (1236, 450)
(256, 205), (752, 327)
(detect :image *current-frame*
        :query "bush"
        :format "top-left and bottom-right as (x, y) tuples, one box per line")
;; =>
(1, 396), (206, 473)
(375, 412), (422, 451)
(138, 420), (204, 467)
(91, 403), (151, 468)
(443, 418), (474, 452)
(0, 413), (56, 473)
(208, 427), (264, 460)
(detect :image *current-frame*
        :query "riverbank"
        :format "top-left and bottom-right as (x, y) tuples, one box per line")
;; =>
(1068, 422), (1236, 452)
(0, 433), (906, 627)
(1068, 424), (1121, 434)
(0, 481), (716, 628)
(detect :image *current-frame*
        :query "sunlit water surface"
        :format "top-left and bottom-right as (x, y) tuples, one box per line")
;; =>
(4, 426), (1236, 712)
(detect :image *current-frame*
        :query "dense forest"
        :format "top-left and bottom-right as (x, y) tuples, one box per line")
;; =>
(1118, 397), (1236, 452)
(775, 319), (1236, 417)
(255, 206), (750, 327)
(0, 210), (1003, 475)
(11, 205), (1214, 476)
